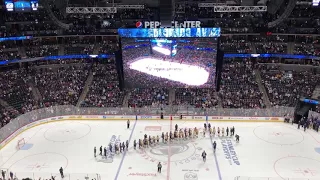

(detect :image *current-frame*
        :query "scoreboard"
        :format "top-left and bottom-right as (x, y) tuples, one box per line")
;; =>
(5, 0), (38, 12)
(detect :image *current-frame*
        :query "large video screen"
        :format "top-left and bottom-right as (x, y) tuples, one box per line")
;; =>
(122, 38), (218, 88)
(4, 0), (38, 12)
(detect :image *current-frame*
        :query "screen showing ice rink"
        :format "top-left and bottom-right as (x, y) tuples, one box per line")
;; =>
(122, 38), (218, 88)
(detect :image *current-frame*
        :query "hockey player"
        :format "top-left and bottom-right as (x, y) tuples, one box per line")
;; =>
(213, 126), (216, 137)
(232, 126), (235, 136)
(209, 127), (212, 136)
(218, 127), (220, 136)
(185, 128), (188, 139)
(157, 135), (160, 143)
(115, 144), (119, 154)
(133, 140), (137, 150)
(208, 123), (211, 130)
(59, 167), (64, 178)
(144, 134), (148, 139)
(235, 134), (240, 142)
(222, 127), (225, 136)
(165, 133), (168, 143)
(109, 143), (112, 153)
(194, 127), (198, 138)
(120, 143), (123, 153)
(2, 170), (5, 180)
(122, 142), (125, 151)
(174, 130), (178, 139)
(104, 147), (107, 156)
(157, 162), (162, 173)
(139, 139), (142, 149)
(170, 131), (173, 141)
(202, 150), (207, 162)
(213, 141), (217, 153)
(226, 127), (229, 136)
(203, 128), (206, 137)
(127, 120), (130, 129)
(161, 132), (165, 143)
(126, 140), (129, 150)
(204, 123), (207, 131)
(100, 146), (102, 155)
(153, 136), (156, 144)
(94, 147), (96, 157)
(175, 124), (178, 131)
(149, 135), (152, 146)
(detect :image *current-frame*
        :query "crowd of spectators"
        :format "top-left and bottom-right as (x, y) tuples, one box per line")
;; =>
(0, 105), (19, 128)
(0, 68), (37, 127)
(256, 42), (287, 54)
(34, 64), (91, 106)
(82, 61), (125, 107)
(220, 36), (252, 53)
(260, 64), (319, 107)
(174, 88), (218, 108)
(294, 43), (319, 55)
(1, 1), (320, 130)
(128, 88), (169, 108)
(219, 59), (264, 108)
(98, 37), (119, 54)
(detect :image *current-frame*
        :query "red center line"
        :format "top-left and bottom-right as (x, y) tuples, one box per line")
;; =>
(167, 118), (172, 180)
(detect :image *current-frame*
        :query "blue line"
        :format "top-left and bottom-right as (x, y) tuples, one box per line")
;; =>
(114, 118), (138, 180)
(206, 116), (222, 180)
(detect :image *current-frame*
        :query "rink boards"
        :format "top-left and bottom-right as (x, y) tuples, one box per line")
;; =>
(0, 115), (285, 151)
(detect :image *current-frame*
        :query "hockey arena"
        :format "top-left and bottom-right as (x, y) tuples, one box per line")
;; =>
(1, 113), (320, 180)
(2, 1), (320, 180)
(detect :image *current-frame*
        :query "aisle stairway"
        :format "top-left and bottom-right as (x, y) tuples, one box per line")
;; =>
(215, 91), (223, 108)
(77, 72), (94, 107)
(312, 85), (320, 99)
(122, 92), (131, 107)
(169, 89), (176, 105)
(93, 43), (100, 54)
(251, 43), (257, 54)
(28, 82), (42, 101)
(254, 70), (272, 108)
(19, 47), (27, 59)
(287, 42), (294, 54)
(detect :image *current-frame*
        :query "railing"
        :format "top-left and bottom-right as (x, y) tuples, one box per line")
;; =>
(0, 105), (294, 146)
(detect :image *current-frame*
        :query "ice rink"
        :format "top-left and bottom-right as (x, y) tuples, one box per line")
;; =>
(1, 119), (320, 180)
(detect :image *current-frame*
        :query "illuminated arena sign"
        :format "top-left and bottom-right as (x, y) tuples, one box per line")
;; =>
(118, 28), (221, 38)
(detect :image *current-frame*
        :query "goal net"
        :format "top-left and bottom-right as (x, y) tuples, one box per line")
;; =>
(16, 138), (25, 150)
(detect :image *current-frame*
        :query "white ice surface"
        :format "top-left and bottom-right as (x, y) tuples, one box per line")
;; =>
(1, 120), (320, 180)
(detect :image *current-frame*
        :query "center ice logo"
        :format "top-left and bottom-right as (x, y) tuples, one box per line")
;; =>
(150, 143), (189, 156)
(139, 141), (203, 166)
(184, 172), (198, 180)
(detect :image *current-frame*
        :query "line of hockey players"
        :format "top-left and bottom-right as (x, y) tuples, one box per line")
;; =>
(94, 140), (130, 157)
(203, 123), (236, 137)
(133, 124), (200, 150)
(93, 123), (240, 157)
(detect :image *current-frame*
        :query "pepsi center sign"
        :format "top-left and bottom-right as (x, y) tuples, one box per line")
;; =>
(136, 21), (201, 28)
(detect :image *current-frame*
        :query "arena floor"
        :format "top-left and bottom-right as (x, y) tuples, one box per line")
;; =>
(1, 119), (320, 180)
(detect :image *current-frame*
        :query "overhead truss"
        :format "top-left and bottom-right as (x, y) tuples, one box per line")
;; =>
(198, 3), (227, 7)
(116, 5), (144, 9)
(214, 6), (267, 12)
(66, 5), (144, 14)
(66, 7), (117, 14)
